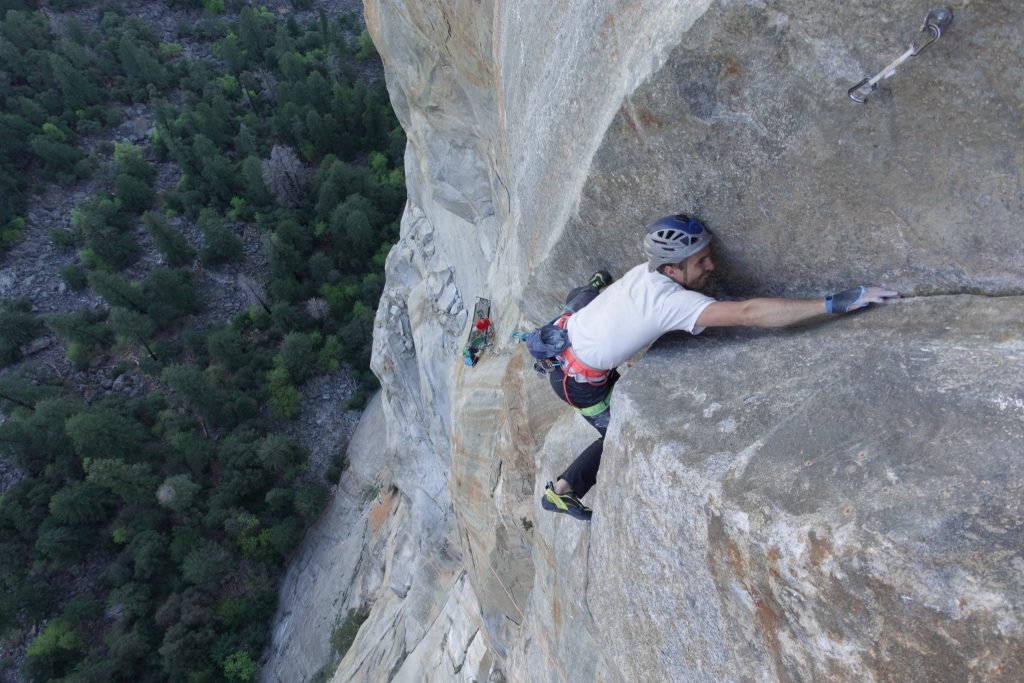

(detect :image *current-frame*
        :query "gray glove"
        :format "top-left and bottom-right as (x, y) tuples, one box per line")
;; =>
(825, 286), (899, 314)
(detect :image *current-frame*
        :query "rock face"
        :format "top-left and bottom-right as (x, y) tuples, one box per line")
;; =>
(589, 296), (1024, 681)
(262, 1), (1024, 681)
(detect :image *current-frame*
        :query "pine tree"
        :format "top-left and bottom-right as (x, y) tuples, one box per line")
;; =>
(0, 397), (81, 476)
(74, 196), (138, 269)
(128, 529), (169, 581)
(34, 518), (92, 566)
(0, 298), (44, 367)
(293, 482), (328, 521)
(140, 267), (200, 329)
(156, 473), (202, 514)
(206, 325), (246, 370)
(277, 332), (318, 384)
(266, 364), (299, 418)
(180, 540), (229, 586)
(161, 364), (226, 428)
(87, 271), (146, 313)
(47, 481), (117, 526)
(198, 209), (243, 266)
(49, 52), (101, 113)
(114, 143), (155, 213)
(22, 618), (84, 681)
(45, 308), (114, 369)
(83, 458), (159, 505)
(0, 371), (59, 412)
(256, 433), (306, 474)
(108, 307), (158, 361)
(64, 404), (148, 462)
(29, 129), (84, 177)
(353, 30), (377, 60)
(144, 212), (195, 267)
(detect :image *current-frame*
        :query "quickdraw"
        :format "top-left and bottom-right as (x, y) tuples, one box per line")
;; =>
(848, 7), (953, 104)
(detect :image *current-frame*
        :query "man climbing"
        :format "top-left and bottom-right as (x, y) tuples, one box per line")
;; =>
(541, 214), (898, 520)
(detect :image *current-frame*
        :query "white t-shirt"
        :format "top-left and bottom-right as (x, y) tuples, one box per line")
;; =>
(566, 263), (715, 370)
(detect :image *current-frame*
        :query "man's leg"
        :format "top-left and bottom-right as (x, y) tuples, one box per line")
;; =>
(552, 402), (609, 495)
(541, 270), (614, 518)
(563, 269), (612, 314)
(545, 369), (614, 513)
(553, 436), (604, 497)
(542, 410), (607, 520)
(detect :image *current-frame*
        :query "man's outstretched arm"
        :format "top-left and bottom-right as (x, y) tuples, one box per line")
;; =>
(696, 286), (898, 328)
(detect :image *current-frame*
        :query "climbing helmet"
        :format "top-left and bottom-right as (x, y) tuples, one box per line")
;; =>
(643, 214), (712, 271)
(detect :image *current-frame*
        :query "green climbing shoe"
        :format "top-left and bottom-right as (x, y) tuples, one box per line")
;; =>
(587, 270), (613, 291)
(541, 481), (592, 521)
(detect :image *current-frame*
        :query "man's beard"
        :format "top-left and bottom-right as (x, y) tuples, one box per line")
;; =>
(690, 274), (711, 293)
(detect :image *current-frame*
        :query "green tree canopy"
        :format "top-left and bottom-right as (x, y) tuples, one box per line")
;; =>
(44, 308), (113, 370)
(74, 197), (138, 269)
(64, 404), (149, 462)
(144, 211), (196, 266)
(0, 298), (44, 367)
(47, 480), (118, 526)
(114, 143), (156, 213)
(140, 267), (201, 329)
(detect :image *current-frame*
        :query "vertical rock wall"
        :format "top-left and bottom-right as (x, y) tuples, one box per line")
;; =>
(589, 297), (1024, 681)
(265, 1), (1024, 681)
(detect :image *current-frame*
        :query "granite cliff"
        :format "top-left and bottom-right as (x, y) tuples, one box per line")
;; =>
(263, 1), (1024, 681)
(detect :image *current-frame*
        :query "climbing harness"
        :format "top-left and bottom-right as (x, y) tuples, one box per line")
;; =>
(552, 315), (610, 386)
(848, 7), (953, 103)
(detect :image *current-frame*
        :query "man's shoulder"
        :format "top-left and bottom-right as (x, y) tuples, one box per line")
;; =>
(614, 262), (648, 283)
(589, 263), (646, 303)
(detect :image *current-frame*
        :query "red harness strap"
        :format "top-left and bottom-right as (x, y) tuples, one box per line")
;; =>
(554, 315), (609, 388)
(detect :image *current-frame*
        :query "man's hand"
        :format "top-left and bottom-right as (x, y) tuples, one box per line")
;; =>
(825, 286), (899, 314)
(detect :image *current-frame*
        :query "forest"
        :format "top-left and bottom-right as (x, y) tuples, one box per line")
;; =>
(0, 1), (404, 681)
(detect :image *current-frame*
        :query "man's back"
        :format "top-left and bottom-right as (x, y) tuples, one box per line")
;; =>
(566, 263), (715, 370)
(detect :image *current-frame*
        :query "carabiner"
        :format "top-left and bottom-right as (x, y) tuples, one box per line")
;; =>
(848, 78), (874, 104)
(911, 7), (954, 56)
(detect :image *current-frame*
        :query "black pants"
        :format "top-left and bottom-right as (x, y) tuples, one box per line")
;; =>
(548, 283), (617, 498)
(549, 367), (618, 497)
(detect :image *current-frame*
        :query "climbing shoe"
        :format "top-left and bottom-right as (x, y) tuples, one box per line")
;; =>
(541, 481), (592, 521)
(587, 270), (613, 291)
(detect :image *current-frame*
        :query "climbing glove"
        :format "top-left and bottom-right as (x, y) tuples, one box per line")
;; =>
(825, 286), (899, 314)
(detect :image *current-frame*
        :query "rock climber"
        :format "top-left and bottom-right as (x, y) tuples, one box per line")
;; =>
(541, 214), (898, 520)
